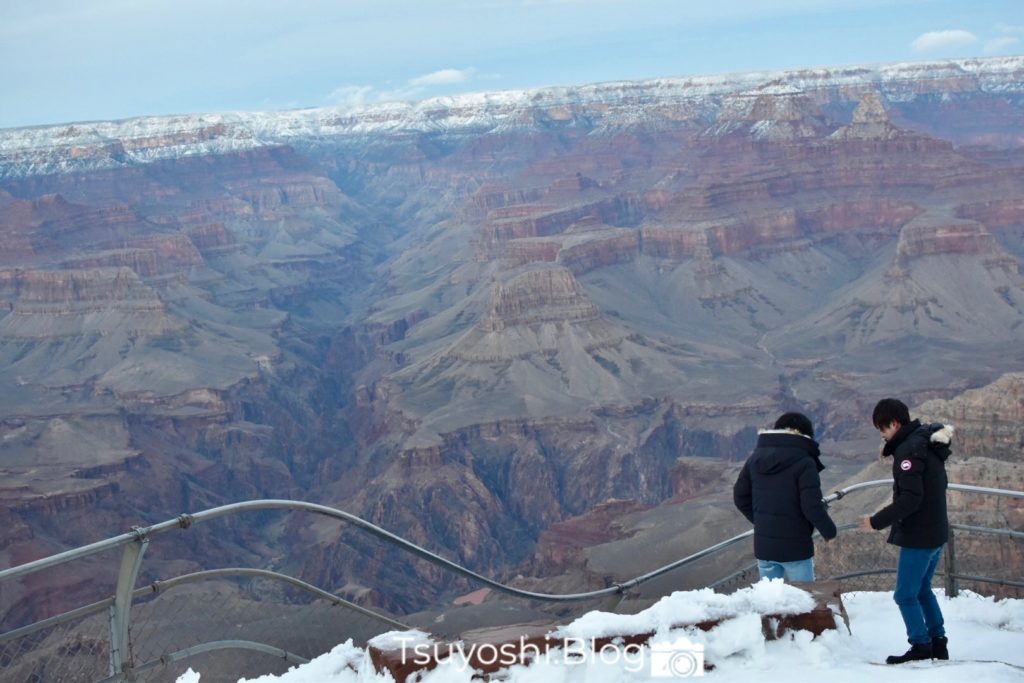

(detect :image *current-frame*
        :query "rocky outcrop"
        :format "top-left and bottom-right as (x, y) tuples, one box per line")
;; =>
(184, 222), (237, 254)
(481, 195), (644, 243)
(0, 415), (139, 523)
(0, 193), (148, 264)
(709, 88), (830, 140)
(366, 310), (431, 346)
(526, 499), (650, 576)
(493, 237), (563, 266)
(0, 266), (156, 304)
(234, 179), (348, 218)
(956, 198), (1024, 229)
(381, 264), (722, 448)
(481, 266), (601, 332)
(639, 225), (708, 259)
(619, 200), (920, 263)
(918, 373), (1024, 463)
(469, 185), (546, 215)
(120, 123), (234, 152)
(895, 220), (1019, 268)
(61, 233), (205, 279)
(556, 229), (639, 274)
(801, 199), (923, 236)
(703, 210), (801, 257)
(0, 267), (183, 344)
(831, 92), (904, 140)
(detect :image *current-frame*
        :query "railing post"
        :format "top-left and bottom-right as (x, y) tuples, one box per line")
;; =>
(944, 528), (958, 598)
(109, 531), (149, 680)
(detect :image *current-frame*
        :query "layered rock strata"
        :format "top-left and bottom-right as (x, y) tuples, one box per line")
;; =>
(0, 57), (1022, 624)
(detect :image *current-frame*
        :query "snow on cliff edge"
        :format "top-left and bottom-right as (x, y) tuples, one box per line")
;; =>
(176, 584), (1024, 683)
(1, 56), (1023, 180)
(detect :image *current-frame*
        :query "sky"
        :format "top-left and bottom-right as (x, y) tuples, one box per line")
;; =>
(1, 0), (1022, 130)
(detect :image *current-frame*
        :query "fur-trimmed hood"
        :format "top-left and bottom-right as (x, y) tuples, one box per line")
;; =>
(926, 423), (954, 461)
(757, 428), (814, 439)
(930, 424), (955, 445)
(882, 420), (954, 461)
(751, 429), (823, 474)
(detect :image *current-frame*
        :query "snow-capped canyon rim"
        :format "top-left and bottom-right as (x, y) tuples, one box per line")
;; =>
(1, 55), (1022, 180)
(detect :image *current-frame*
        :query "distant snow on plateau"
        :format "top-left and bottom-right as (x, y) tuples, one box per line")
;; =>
(1, 56), (1022, 179)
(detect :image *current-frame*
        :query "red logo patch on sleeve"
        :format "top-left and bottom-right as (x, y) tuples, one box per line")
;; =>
(900, 459), (912, 472)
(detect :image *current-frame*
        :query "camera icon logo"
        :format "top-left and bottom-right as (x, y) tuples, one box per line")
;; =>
(649, 636), (705, 678)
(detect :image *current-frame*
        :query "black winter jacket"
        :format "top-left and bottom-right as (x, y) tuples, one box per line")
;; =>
(733, 431), (838, 562)
(869, 420), (950, 548)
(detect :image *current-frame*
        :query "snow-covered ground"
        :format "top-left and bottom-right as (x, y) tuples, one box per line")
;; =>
(177, 582), (1024, 682)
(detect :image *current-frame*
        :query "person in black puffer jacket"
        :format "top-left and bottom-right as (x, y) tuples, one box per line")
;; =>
(734, 412), (837, 583)
(860, 398), (953, 665)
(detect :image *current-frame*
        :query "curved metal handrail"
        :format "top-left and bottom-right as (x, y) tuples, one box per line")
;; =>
(0, 596), (115, 644)
(950, 523), (1024, 540)
(147, 568), (411, 631)
(946, 483), (1024, 499)
(827, 568), (1024, 590)
(0, 567), (410, 645)
(2, 477), (1019, 683)
(829, 568), (899, 581)
(2, 480), (1022, 604)
(97, 640), (311, 683)
(0, 500), (635, 601)
(615, 529), (752, 592)
(947, 574), (1024, 590)
(824, 478), (893, 502)
(825, 480), (1024, 503)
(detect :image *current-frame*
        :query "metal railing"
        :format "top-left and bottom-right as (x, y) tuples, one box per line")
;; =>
(1, 479), (1020, 681)
(819, 481), (1024, 597)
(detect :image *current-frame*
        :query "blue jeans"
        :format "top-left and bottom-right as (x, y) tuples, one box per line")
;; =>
(894, 545), (946, 644)
(757, 557), (815, 582)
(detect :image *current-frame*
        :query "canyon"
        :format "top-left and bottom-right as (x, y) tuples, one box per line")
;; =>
(0, 56), (1022, 625)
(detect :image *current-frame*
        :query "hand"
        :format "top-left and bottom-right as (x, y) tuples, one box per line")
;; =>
(859, 516), (874, 531)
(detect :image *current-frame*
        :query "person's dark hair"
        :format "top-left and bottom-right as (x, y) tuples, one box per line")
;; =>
(774, 412), (814, 438)
(872, 398), (910, 430)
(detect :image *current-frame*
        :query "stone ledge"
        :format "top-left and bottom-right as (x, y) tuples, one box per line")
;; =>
(369, 581), (849, 682)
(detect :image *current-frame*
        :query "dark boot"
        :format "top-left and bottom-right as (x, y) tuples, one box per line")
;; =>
(931, 636), (949, 660)
(886, 642), (933, 665)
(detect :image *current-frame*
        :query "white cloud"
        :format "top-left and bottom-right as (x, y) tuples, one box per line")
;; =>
(329, 83), (424, 105)
(984, 36), (1021, 53)
(410, 68), (475, 87)
(460, 0), (612, 7)
(327, 67), (485, 108)
(910, 29), (978, 53)
(326, 85), (376, 106)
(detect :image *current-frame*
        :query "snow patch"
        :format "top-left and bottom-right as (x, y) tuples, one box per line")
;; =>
(176, 587), (1024, 682)
(366, 629), (433, 650)
(557, 579), (814, 640)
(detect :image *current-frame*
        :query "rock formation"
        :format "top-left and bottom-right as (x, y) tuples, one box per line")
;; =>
(919, 374), (1024, 464)
(0, 57), (1022, 622)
